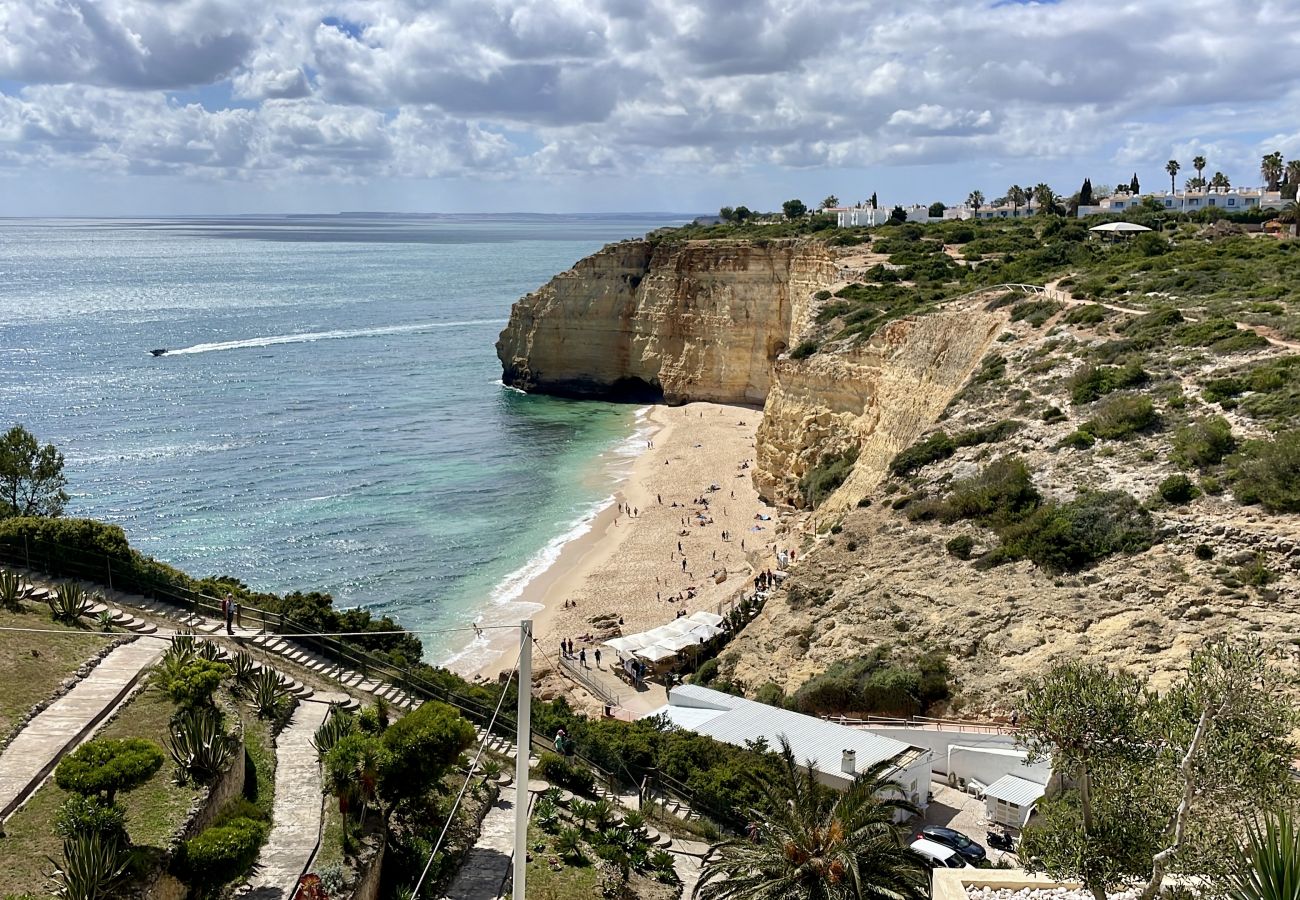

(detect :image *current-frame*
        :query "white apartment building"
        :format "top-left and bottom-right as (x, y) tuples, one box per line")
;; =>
(835, 206), (893, 227)
(1077, 188), (1286, 217)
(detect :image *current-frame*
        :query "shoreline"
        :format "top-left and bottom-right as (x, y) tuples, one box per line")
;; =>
(461, 400), (779, 694)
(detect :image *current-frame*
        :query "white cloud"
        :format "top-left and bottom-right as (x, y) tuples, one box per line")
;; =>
(1, 0), (1300, 195)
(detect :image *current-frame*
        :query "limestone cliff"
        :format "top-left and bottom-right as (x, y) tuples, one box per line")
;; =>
(755, 309), (1005, 510)
(496, 238), (837, 405)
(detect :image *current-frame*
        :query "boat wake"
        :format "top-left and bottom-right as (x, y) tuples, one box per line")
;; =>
(163, 319), (505, 356)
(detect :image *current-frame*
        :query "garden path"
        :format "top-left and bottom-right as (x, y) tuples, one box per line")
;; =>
(0, 636), (167, 819)
(439, 782), (520, 900)
(243, 696), (339, 900)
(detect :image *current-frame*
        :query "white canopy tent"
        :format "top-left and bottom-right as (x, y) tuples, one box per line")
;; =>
(1089, 221), (1152, 232)
(635, 644), (678, 663)
(602, 610), (729, 663)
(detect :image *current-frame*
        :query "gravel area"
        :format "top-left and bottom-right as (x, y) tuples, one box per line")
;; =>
(968, 887), (1140, 900)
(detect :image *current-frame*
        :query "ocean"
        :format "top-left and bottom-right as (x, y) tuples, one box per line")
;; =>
(0, 214), (684, 668)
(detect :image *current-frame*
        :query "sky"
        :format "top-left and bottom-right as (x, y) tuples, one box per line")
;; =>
(2, 0), (1299, 216)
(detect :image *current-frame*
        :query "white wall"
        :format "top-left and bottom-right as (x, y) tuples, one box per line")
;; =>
(861, 727), (1049, 787)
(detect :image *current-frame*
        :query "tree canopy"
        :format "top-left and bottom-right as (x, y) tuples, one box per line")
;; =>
(1018, 641), (1298, 900)
(782, 199), (808, 220)
(0, 424), (68, 518)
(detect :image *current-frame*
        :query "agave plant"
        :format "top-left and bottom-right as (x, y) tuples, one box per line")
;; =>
(555, 826), (586, 864)
(48, 583), (94, 625)
(195, 639), (223, 662)
(1228, 810), (1300, 900)
(251, 667), (291, 720)
(0, 569), (25, 610)
(166, 633), (198, 662)
(228, 650), (257, 689)
(46, 830), (129, 900)
(534, 798), (561, 833)
(570, 799), (595, 832)
(311, 708), (357, 758)
(589, 798), (616, 831)
(95, 610), (114, 632)
(167, 707), (236, 784)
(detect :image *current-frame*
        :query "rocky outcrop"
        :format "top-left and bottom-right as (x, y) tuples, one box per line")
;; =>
(496, 238), (837, 405)
(754, 309), (1006, 509)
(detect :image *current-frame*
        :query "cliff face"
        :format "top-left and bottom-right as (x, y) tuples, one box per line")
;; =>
(496, 238), (837, 405)
(754, 310), (1005, 509)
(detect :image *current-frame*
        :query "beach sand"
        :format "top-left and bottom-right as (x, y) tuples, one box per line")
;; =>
(470, 401), (781, 709)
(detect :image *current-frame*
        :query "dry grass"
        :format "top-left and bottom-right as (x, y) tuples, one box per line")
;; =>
(0, 602), (107, 736)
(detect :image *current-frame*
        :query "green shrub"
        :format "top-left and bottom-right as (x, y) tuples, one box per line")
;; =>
(1193, 544), (1215, 561)
(1059, 429), (1096, 450)
(168, 707), (238, 784)
(1230, 433), (1300, 512)
(1236, 554), (1277, 587)
(789, 340), (819, 360)
(971, 353), (1007, 384)
(1158, 474), (1200, 504)
(1068, 362), (1150, 405)
(1064, 304), (1108, 326)
(752, 682), (786, 708)
(53, 794), (127, 843)
(55, 738), (165, 801)
(946, 535), (975, 559)
(799, 447), (859, 508)
(1082, 394), (1157, 440)
(1173, 318), (1268, 353)
(693, 658), (720, 686)
(47, 582), (95, 625)
(1009, 300), (1062, 327)
(153, 655), (229, 712)
(940, 456), (1041, 527)
(1171, 416), (1236, 469)
(1042, 406), (1067, 424)
(954, 419), (1022, 447)
(176, 817), (267, 884)
(889, 432), (955, 476)
(536, 752), (596, 796)
(790, 648), (950, 718)
(1001, 490), (1156, 573)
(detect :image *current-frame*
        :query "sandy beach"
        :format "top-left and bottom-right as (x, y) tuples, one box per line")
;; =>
(469, 401), (781, 702)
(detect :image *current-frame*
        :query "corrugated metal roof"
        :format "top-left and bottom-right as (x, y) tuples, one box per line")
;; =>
(654, 685), (921, 781)
(984, 774), (1047, 807)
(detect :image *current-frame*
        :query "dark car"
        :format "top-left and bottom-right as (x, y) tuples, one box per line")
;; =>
(914, 826), (987, 863)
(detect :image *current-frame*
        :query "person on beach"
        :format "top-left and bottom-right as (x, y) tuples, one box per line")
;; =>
(594, 648), (602, 668)
(579, 648), (587, 667)
(681, 558), (687, 571)
(560, 640), (567, 659)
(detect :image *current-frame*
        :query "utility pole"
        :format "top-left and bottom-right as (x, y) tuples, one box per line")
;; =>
(513, 619), (533, 900)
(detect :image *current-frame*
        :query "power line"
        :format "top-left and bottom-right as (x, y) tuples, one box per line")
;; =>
(410, 643), (522, 899)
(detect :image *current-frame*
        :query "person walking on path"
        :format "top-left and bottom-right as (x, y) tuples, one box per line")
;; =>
(594, 648), (602, 668)
(579, 648), (587, 668)
(234, 601), (242, 628)
(224, 595), (235, 635)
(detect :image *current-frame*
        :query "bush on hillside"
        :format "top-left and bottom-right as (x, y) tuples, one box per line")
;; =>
(1230, 433), (1300, 512)
(790, 647), (951, 718)
(54, 794), (127, 843)
(789, 339), (819, 360)
(1157, 474), (1200, 504)
(1001, 490), (1156, 573)
(889, 432), (955, 476)
(946, 535), (975, 559)
(536, 752), (597, 796)
(1064, 304), (1108, 326)
(940, 456), (1041, 527)
(1171, 416), (1236, 469)
(1081, 394), (1157, 440)
(1009, 300), (1062, 327)
(1173, 318), (1268, 353)
(799, 447), (859, 508)
(1068, 362), (1150, 405)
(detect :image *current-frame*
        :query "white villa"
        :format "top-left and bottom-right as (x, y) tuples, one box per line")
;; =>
(1077, 187), (1286, 217)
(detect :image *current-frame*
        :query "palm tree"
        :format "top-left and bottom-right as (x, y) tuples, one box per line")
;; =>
(694, 739), (927, 900)
(1211, 171), (1231, 192)
(1008, 184), (1026, 216)
(1165, 159), (1180, 194)
(1285, 160), (1300, 193)
(1261, 152), (1284, 191)
(1033, 182), (1057, 215)
(967, 190), (984, 218)
(822, 195), (840, 210)
(1225, 810), (1300, 900)
(1192, 155), (1206, 187)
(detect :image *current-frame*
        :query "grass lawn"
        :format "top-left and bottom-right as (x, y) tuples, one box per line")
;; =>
(0, 604), (108, 736)
(0, 683), (202, 897)
(525, 821), (600, 900)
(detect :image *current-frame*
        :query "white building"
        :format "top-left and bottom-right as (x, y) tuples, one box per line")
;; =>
(835, 206), (893, 227)
(1077, 187), (1286, 217)
(649, 685), (933, 808)
(972, 204), (1034, 220)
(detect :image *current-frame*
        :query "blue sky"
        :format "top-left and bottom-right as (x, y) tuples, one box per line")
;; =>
(1, 0), (1298, 216)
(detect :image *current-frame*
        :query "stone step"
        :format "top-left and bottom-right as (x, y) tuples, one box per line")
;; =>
(129, 621), (158, 635)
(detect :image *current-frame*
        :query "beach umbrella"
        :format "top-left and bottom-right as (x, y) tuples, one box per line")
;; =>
(1088, 221), (1151, 232)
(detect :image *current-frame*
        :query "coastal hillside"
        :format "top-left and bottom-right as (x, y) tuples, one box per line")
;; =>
(499, 219), (1300, 714)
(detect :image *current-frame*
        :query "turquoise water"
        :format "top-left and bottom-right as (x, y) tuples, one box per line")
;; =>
(0, 215), (683, 666)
